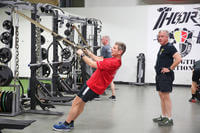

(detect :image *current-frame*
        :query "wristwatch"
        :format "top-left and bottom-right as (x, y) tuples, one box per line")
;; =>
(168, 67), (172, 71)
(80, 53), (85, 58)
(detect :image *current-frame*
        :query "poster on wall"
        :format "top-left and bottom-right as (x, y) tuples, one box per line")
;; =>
(147, 4), (200, 85)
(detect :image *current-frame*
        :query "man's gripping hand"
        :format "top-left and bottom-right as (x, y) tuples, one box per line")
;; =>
(76, 49), (84, 56)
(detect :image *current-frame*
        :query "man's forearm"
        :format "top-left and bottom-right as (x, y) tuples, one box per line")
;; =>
(87, 50), (103, 62)
(170, 53), (182, 70)
(81, 54), (97, 68)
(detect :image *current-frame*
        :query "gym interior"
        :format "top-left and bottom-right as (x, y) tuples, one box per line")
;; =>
(0, 0), (200, 133)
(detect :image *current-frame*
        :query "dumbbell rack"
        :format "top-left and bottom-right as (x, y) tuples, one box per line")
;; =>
(0, 84), (23, 116)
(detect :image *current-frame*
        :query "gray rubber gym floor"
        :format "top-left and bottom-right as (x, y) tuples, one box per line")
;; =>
(1, 84), (200, 133)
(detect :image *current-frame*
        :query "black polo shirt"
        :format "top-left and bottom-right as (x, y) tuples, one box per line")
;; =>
(155, 43), (177, 74)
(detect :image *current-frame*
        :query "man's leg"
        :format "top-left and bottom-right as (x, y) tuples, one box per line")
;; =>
(189, 81), (198, 102)
(152, 91), (166, 123)
(190, 69), (199, 102)
(162, 92), (172, 118)
(191, 81), (198, 94)
(159, 91), (167, 117)
(109, 81), (116, 100)
(158, 92), (173, 126)
(53, 96), (85, 131)
(110, 81), (115, 96)
(66, 96), (86, 123)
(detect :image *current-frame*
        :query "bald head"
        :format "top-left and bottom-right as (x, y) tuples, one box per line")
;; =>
(101, 36), (110, 45)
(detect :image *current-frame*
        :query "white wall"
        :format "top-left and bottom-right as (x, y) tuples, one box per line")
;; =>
(0, 6), (148, 83)
(1, 4), (198, 85)
(64, 7), (148, 83)
(85, 0), (139, 7)
(65, 5), (200, 85)
(85, 0), (200, 6)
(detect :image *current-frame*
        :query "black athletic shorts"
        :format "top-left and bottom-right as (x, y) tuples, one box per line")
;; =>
(77, 84), (99, 103)
(156, 72), (174, 92)
(192, 68), (200, 83)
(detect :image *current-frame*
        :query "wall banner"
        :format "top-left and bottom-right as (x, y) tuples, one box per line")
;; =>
(147, 5), (200, 84)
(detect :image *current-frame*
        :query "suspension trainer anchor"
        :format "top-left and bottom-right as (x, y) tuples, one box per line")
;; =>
(13, 9), (87, 50)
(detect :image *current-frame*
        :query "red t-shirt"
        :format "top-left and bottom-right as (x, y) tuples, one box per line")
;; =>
(86, 57), (121, 95)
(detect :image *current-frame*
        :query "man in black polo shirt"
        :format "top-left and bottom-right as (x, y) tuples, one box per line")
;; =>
(189, 60), (200, 103)
(153, 30), (182, 126)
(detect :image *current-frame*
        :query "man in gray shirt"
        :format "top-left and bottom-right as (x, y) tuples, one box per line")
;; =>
(101, 36), (112, 58)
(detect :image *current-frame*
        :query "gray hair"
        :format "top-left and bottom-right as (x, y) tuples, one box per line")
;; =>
(158, 30), (169, 37)
(115, 42), (126, 55)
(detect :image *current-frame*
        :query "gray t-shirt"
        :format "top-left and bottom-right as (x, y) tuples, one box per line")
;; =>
(101, 44), (112, 58)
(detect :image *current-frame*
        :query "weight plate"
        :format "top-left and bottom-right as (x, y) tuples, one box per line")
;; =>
(2, 20), (12, 30)
(1, 91), (5, 112)
(64, 29), (71, 36)
(7, 67), (13, 85)
(0, 91), (2, 112)
(5, 91), (10, 112)
(41, 48), (47, 60)
(7, 91), (13, 112)
(2, 91), (8, 112)
(0, 91), (4, 112)
(61, 48), (71, 60)
(0, 67), (9, 86)
(4, 91), (9, 112)
(0, 47), (12, 64)
(0, 65), (13, 86)
(58, 62), (72, 75)
(66, 23), (71, 28)
(42, 64), (51, 77)
(41, 35), (45, 45)
(0, 32), (12, 45)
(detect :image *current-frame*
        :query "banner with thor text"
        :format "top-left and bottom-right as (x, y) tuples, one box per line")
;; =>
(146, 4), (200, 84)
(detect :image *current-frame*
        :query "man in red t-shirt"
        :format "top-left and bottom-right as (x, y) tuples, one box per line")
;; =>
(53, 42), (126, 132)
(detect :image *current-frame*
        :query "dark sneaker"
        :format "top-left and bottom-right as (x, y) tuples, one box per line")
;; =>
(153, 115), (163, 123)
(58, 121), (74, 129)
(189, 97), (197, 103)
(53, 122), (73, 131)
(109, 95), (116, 101)
(158, 118), (173, 126)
